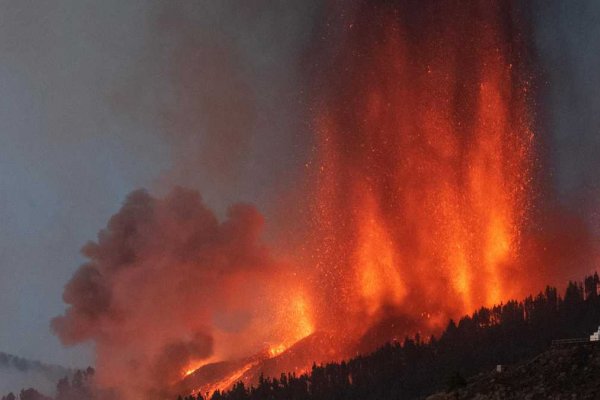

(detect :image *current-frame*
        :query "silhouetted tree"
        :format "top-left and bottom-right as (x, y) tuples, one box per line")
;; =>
(18, 389), (51, 400)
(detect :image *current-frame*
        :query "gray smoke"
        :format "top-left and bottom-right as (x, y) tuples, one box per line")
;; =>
(52, 187), (311, 399)
(0, 352), (71, 397)
(112, 1), (322, 210)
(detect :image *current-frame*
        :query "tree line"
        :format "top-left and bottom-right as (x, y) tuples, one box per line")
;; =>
(1, 368), (95, 400)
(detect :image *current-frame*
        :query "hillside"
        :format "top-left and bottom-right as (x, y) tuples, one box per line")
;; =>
(176, 273), (600, 400)
(0, 352), (71, 397)
(427, 343), (600, 399)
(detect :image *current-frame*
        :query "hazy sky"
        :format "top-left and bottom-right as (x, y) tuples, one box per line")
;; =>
(0, 0), (167, 367)
(0, 0), (320, 367)
(0, 0), (599, 369)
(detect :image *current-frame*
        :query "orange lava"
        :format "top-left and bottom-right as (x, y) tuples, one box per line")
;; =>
(268, 344), (287, 358)
(310, 1), (535, 337)
(183, 359), (213, 378)
(191, 360), (260, 397)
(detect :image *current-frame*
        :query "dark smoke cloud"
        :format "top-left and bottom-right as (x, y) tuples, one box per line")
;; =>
(152, 333), (213, 387)
(51, 188), (304, 398)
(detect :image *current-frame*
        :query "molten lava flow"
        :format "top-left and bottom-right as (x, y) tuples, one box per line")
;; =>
(310, 1), (535, 340)
(183, 359), (213, 378)
(193, 361), (260, 397)
(178, 289), (315, 393)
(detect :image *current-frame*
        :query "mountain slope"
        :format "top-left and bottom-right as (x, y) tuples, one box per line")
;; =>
(0, 352), (71, 396)
(426, 343), (600, 399)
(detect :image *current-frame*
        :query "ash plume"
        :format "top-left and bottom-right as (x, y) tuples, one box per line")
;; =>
(52, 188), (306, 398)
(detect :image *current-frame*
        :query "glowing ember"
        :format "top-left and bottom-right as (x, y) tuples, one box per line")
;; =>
(183, 359), (213, 378)
(183, 368), (196, 378)
(268, 344), (287, 358)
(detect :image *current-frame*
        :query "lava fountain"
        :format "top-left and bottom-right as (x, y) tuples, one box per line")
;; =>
(307, 0), (536, 341)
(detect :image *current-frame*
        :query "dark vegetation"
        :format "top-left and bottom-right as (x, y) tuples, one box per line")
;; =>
(1, 368), (95, 400)
(3, 273), (600, 400)
(430, 342), (600, 399)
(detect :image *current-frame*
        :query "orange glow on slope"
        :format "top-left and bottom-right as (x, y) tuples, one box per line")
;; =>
(183, 359), (213, 378)
(180, 289), (315, 386)
(268, 344), (287, 358)
(189, 360), (260, 397)
(265, 294), (314, 358)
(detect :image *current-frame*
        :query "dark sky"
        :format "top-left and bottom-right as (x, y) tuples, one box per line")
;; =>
(0, 0), (598, 368)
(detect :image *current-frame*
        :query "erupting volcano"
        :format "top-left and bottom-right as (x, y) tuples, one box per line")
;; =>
(52, 1), (558, 399)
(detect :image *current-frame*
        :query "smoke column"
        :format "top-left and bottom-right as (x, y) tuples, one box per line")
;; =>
(52, 188), (313, 398)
